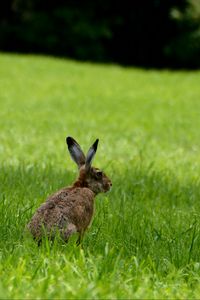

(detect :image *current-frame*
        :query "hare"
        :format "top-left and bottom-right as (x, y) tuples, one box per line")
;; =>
(27, 136), (112, 244)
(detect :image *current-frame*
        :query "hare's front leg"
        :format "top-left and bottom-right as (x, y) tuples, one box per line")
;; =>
(76, 230), (85, 246)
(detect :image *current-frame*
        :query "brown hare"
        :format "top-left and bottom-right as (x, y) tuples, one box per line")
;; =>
(27, 136), (112, 245)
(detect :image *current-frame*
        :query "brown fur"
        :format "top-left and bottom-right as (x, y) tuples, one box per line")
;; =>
(27, 138), (112, 244)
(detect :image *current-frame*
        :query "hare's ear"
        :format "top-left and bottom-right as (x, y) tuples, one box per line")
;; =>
(85, 139), (99, 170)
(66, 136), (85, 168)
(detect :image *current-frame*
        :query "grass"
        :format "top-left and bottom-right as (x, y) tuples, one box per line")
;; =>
(1, 53), (200, 298)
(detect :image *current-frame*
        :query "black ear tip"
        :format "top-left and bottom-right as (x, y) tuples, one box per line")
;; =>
(66, 136), (73, 146)
(93, 138), (99, 151)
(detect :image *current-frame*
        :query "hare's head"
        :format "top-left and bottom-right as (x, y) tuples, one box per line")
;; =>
(66, 136), (112, 194)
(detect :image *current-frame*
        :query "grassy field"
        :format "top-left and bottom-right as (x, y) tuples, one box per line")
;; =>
(1, 53), (200, 298)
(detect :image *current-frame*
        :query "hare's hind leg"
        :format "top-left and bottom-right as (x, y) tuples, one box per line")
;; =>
(62, 223), (77, 242)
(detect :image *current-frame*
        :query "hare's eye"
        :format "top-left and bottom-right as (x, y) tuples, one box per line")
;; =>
(96, 171), (103, 179)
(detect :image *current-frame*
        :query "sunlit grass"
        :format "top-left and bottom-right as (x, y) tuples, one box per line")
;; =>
(1, 53), (200, 298)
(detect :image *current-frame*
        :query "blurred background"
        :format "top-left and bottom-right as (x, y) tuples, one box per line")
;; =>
(0, 0), (200, 68)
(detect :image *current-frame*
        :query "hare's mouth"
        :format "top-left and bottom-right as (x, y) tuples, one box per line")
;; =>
(105, 187), (112, 193)
(104, 183), (112, 193)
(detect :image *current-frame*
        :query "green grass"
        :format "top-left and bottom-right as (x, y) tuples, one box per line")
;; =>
(1, 53), (200, 298)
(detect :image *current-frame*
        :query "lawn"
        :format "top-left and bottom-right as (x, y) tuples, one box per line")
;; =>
(1, 53), (200, 298)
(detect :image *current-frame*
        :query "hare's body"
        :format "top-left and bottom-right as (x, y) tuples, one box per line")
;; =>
(28, 187), (94, 241)
(28, 137), (112, 244)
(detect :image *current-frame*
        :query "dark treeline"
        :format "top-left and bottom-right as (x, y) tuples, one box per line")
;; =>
(0, 0), (200, 68)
